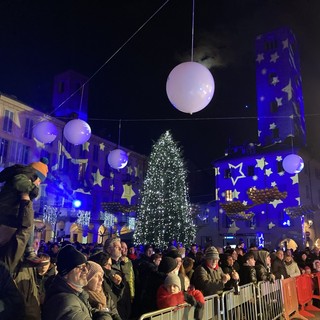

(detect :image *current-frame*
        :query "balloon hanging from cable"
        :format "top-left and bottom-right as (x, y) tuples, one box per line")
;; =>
(108, 120), (128, 169)
(63, 85), (92, 145)
(63, 119), (91, 145)
(166, 0), (215, 114)
(282, 153), (304, 174)
(33, 120), (58, 144)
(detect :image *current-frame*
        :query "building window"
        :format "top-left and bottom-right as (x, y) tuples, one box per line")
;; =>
(264, 40), (278, 51)
(224, 168), (232, 179)
(8, 141), (30, 164)
(247, 165), (255, 176)
(225, 190), (233, 201)
(270, 100), (278, 113)
(3, 110), (14, 133)
(0, 138), (9, 163)
(268, 72), (278, 85)
(93, 145), (99, 162)
(272, 128), (279, 138)
(277, 160), (284, 173)
(24, 118), (34, 139)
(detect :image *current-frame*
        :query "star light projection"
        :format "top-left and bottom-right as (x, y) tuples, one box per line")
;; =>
(215, 150), (300, 233)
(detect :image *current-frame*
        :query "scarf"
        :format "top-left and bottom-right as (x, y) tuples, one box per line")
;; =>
(86, 289), (107, 310)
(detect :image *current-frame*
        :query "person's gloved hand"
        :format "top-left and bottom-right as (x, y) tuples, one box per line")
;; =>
(184, 292), (197, 306)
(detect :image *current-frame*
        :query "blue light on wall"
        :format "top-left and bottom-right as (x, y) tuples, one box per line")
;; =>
(72, 199), (82, 208)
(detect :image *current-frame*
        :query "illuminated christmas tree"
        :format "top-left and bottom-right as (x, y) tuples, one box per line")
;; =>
(133, 131), (196, 248)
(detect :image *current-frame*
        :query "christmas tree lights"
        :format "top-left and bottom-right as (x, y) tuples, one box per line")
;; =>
(133, 131), (196, 248)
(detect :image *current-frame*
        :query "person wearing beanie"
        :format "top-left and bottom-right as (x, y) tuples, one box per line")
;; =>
(84, 261), (121, 320)
(191, 246), (230, 296)
(157, 273), (203, 320)
(42, 245), (112, 320)
(137, 256), (179, 316)
(0, 158), (49, 273)
(166, 248), (188, 292)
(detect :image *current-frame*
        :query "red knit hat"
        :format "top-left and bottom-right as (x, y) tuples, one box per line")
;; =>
(30, 157), (48, 182)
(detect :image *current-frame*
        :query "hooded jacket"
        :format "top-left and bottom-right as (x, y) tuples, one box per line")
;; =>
(255, 251), (274, 282)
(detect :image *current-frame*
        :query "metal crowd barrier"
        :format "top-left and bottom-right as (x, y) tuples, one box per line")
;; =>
(139, 303), (194, 320)
(257, 279), (283, 320)
(203, 294), (221, 320)
(138, 281), (283, 320)
(221, 283), (258, 320)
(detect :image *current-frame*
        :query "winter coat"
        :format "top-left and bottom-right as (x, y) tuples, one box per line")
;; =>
(42, 275), (112, 320)
(0, 261), (25, 320)
(0, 165), (39, 228)
(239, 265), (257, 286)
(255, 251), (274, 282)
(284, 260), (301, 278)
(271, 257), (289, 279)
(156, 285), (185, 309)
(191, 262), (225, 296)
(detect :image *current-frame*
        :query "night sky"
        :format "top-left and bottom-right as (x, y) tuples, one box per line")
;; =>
(0, 0), (319, 198)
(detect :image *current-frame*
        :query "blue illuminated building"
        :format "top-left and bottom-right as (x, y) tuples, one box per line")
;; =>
(213, 27), (320, 251)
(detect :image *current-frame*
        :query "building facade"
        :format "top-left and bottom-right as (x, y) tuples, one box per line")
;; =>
(0, 93), (147, 244)
(196, 27), (320, 251)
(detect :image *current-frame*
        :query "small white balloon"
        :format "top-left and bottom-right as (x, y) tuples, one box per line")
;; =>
(166, 61), (215, 114)
(282, 154), (304, 174)
(108, 149), (128, 169)
(63, 119), (91, 145)
(33, 121), (58, 143)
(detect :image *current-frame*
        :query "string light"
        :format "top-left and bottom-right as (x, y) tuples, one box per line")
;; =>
(43, 205), (59, 225)
(76, 210), (91, 226)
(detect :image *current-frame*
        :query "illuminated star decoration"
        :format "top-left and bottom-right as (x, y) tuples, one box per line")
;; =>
(268, 222), (276, 229)
(276, 156), (283, 161)
(291, 174), (299, 185)
(265, 168), (273, 177)
(256, 158), (266, 170)
(127, 166), (133, 175)
(228, 162), (246, 185)
(121, 184), (136, 204)
(92, 168), (105, 187)
(271, 76), (279, 85)
(215, 167), (220, 176)
(270, 199), (283, 208)
(212, 216), (219, 223)
(233, 189), (240, 199)
(269, 123), (277, 130)
(256, 53), (264, 63)
(282, 39), (289, 49)
(34, 138), (45, 149)
(228, 222), (240, 234)
(110, 184), (115, 191)
(215, 188), (220, 201)
(271, 181), (277, 187)
(275, 97), (283, 107)
(99, 142), (105, 151)
(83, 141), (90, 151)
(282, 79), (293, 101)
(270, 52), (279, 63)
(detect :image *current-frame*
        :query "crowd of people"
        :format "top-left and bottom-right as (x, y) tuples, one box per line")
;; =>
(1, 153), (320, 320)
(1, 235), (320, 320)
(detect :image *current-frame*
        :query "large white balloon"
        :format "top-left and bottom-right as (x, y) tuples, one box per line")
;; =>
(33, 121), (58, 143)
(166, 61), (215, 114)
(108, 149), (128, 169)
(282, 154), (304, 174)
(63, 119), (91, 145)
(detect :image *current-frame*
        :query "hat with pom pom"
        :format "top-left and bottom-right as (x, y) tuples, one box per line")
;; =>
(30, 157), (49, 182)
